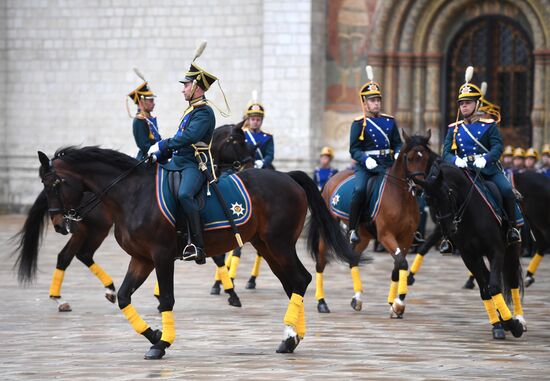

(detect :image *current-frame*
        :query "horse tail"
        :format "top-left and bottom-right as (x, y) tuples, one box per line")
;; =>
(286, 171), (362, 265)
(502, 243), (524, 304)
(11, 190), (49, 284)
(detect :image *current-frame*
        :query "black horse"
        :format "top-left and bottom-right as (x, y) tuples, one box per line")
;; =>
(419, 160), (525, 340)
(13, 122), (254, 311)
(513, 171), (550, 287)
(31, 145), (359, 359)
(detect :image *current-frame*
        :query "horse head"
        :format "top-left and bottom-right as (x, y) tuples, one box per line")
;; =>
(214, 120), (254, 173)
(423, 160), (459, 237)
(38, 150), (85, 235)
(401, 129), (433, 184)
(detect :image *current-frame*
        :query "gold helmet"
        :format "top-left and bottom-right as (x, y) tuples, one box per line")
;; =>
(245, 90), (265, 118)
(513, 147), (526, 158)
(503, 145), (513, 157)
(320, 146), (334, 159)
(457, 66), (482, 103)
(525, 147), (538, 160)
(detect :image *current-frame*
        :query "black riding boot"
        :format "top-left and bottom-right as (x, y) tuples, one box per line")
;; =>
(348, 199), (363, 244)
(183, 211), (206, 265)
(503, 196), (521, 244)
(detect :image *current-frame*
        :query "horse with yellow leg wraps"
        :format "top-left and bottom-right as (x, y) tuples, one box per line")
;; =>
(315, 131), (433, 316)
(35, 147), (359, 359)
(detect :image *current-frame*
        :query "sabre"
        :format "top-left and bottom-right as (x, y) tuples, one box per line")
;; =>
(194, 147), (244, 248)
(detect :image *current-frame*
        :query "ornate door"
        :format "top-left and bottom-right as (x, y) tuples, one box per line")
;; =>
(446, 16), (533, 146)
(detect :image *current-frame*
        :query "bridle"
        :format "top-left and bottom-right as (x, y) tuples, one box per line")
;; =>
(216, 133), (254, 173)
(43, 157), (147, 222)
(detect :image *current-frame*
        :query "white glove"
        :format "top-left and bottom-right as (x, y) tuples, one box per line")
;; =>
(394, 152), (399, 160)
(365, 156), (378, 170)
(474, 156), (487, 169)
(454, 156), (467, 168)
(147, 142), (160, 155)
(254, 160), (264, 169)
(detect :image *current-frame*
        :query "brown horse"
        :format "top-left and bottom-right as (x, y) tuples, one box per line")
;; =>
(312, 131), (433, 317)
(32, 146), (359, 359)
(13, 122), (254, 311)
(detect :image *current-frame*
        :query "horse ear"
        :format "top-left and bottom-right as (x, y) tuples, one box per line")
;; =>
(402, 128), (411, 144)
(425, 129), (431, 142)
(37, 151), (50, 170)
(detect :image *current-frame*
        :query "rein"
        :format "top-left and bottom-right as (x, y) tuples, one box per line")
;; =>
(46, 157), (148, 221)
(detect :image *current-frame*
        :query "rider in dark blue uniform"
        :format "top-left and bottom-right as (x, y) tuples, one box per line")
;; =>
(313, 146), (338, 191)
(128, 74), (161, 160)
(348, 65), (402, 243)
(149, 47), (218, 264)
(243, 92), (274, 169)
(443, 66), (520, 244)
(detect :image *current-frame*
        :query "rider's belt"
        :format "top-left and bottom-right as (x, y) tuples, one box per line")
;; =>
(364, 149), (393, 156)
(463, 154), (485, 162)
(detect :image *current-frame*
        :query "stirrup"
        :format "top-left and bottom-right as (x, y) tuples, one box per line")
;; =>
(348, 229), (360, 244)
(507, 227), (521, 244)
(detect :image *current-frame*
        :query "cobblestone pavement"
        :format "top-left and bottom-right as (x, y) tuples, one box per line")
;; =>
(1, 214), (549, 380)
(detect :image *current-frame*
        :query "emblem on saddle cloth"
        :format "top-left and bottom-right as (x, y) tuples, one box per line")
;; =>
(329, 173), (388, 221)
(155, 165), (252, 231)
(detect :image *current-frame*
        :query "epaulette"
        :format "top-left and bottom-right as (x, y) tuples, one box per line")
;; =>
(479, 118), (495, 124)
(380, 113), (394, 119)
(448, 120), (464, 128)
(354, 115), (364, 121)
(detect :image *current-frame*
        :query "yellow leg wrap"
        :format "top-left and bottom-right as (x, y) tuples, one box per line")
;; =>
(228, 255), (240, 279)
(387, 281), (398, 304)
(214, 267), (220, 281)
(315, 272), (325, 300)
(398, 269), (408, 296)
(350, 266), (363, 293)
(283, 293), (303, 328)
(218, 266), (233, 290)
(160, 311), (176, 344)
(410, 254), (424, 274)
(225, 251), (233, 269)
(511, 288), (523, 316)
(483, 299), (500, 325)
(296, 303), (306, 338)
(527, 253), (543, 275)
(49, 269), (65, 297)
(251, 255), (262, 277)
(154, 281), (160, 297)
(492, 293), (512, 321)
(88, 263), (113, 287)
(122, 304), (149, 334)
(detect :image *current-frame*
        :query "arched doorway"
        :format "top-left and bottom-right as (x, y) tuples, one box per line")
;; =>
(445, 16), (534, 146)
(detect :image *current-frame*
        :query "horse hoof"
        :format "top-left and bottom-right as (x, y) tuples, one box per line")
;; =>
(276, 335), (300, 354)
(350, 297), (362, 312)
(58, 302), (72, 312)
(462, 278), (475, 290)
(105, 291), (117, 304)
(144, 347), (165, 360)
(407, 273), (415, 286)
(525, 275), (535, 288)
(210, 281), (221, 295)
(245, 277), (256, 290)
(492, 324), (506, 340)
(317, 299), (331, 313)
(516, 315), (527, 332)
(502, 318), (524, 338)
(227, 294), (242, 307)
(390, 299), (405, 319)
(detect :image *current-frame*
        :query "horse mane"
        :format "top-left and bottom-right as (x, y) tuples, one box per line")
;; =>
(53, 146), (143, 172)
